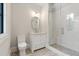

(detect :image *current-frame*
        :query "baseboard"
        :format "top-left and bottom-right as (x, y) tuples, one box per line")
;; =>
(49, 43), (56, 46)
(46, 45), (69, 56)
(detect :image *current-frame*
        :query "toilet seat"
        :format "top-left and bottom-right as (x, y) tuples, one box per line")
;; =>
(18, 42), (27, 49)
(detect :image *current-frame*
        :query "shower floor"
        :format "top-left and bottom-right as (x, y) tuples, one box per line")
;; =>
(51, 44), (79, 56)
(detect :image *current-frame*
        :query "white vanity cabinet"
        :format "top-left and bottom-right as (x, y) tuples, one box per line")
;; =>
(30, 33), (48, 53)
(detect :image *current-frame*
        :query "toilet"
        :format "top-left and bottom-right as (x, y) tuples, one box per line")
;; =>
(17, 35), (27, 56)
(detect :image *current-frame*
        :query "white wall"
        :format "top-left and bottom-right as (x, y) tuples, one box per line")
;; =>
(11, 3), (42, 48)
(51, 3), (79, 52)
(40, 4), (49, 45)
(40, 4), (48, 33)
(11, 3), (49, 49)
(0, 3), (11, 56)
(48, 4), (57, 45)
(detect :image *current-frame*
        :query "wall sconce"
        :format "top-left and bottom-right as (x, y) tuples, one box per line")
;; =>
(67, 13), (74, 21)
(32, 11), (40, 18)
(66, 13), (74, 31)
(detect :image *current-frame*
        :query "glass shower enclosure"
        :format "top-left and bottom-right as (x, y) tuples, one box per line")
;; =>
(48, 3), (79, 56)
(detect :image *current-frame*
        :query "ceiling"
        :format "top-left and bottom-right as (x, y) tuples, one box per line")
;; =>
(30, 3), (48, 8)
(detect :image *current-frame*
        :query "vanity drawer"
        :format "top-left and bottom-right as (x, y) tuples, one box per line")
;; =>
(40, 35), (48, 42)
(30, 36), (41, 44)
(31, 34), (40, 38)
(31, 42), (46, 50)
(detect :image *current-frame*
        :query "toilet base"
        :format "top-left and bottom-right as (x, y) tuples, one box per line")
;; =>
(19, 49), (26, 56)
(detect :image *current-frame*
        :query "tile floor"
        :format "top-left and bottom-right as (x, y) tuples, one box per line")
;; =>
(26, 48), (58, 56)
(51, 44), (79, 56)
(11, 44), (79, 56)
(11, 48), (58, 56)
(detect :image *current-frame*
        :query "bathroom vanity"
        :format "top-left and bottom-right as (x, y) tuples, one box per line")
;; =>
(30, 33), (48, 53)
(30, 13), (48, 53)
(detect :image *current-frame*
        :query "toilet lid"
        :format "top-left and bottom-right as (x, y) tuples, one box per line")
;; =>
(18, 42), (27, 48)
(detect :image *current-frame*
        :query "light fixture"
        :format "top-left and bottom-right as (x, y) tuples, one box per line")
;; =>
(32, 11), (40, 18)
(67, 13), (74, 21)
(32, 11), (36, 17)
